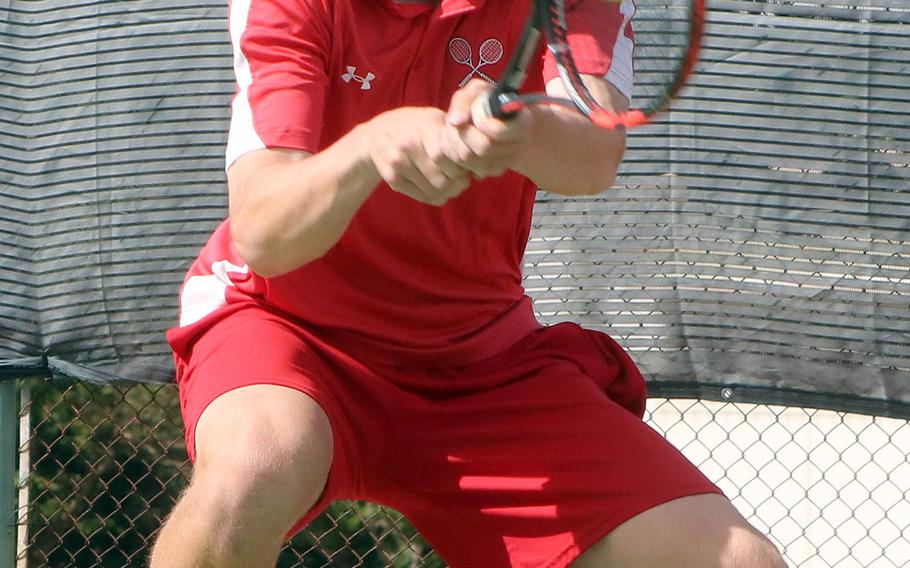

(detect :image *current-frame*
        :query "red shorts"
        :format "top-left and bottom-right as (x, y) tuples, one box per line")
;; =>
(170, 304), (720, 568)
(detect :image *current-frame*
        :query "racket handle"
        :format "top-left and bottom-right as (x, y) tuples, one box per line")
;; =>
(471, 92), (524, 126)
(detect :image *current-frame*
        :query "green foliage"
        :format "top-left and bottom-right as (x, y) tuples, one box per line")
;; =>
(24, 379), (442, 567)
(27, 380), (188, 567)
(281, 502), (445, 568)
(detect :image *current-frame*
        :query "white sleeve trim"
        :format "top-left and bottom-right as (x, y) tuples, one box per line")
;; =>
(225, 0), (266, 172)
(604, 0), (636, 101)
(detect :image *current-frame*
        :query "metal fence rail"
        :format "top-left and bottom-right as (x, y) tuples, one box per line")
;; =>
(12, 378), (910, 568)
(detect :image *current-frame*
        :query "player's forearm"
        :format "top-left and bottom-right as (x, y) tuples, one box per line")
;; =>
(512, 104), (626, 196)
(229, 124), (381, 278)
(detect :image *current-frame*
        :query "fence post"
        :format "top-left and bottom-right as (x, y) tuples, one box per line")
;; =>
(0, 379), (17, 568)
(17, 380), (31, 568)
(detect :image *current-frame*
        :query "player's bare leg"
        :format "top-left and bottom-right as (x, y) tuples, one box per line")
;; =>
(570, 493), (787, 568)
(149, 385), (333, 568)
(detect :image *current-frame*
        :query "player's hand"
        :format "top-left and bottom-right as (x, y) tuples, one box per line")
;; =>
(367, 107), (472, 207)
(442, 79), (532, 179)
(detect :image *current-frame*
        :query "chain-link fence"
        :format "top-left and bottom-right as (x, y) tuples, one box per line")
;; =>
(11, 377), (910, 568)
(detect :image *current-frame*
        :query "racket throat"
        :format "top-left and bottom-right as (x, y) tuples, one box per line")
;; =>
(492, 21), (543, 107)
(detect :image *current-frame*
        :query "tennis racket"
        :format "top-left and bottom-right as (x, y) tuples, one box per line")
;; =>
(473, 0), (706, 130)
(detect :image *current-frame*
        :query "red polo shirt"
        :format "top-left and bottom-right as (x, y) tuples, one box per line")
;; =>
(172, 0), (635, 366)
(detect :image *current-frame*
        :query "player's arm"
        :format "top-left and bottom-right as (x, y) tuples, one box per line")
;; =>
(227, 136), (376, 279)
(444, 76), (628, 196)
(510, 0), (632, 195)
(513, 75), (629, 195)
(444, 0), (633, 195)
(226, 0), (472, 277)
(229, 107), (471, 278)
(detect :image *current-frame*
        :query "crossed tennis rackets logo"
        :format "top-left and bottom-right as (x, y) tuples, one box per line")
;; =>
(448, 37), (503, 87)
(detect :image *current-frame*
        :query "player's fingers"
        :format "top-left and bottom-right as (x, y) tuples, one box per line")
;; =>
(441, 124), (491, 178)
(441, 124), (475, 165)
(455, 126), (516, 178)
(447, 78), (495, 127)
(434, 174), (471, 203)
(371, 142), (438, 202)
(460, 123), (525, 160)
(424, 129), (472, 184)
(400, 140), (473, 205)
(445, 127), (512, 178)
(450, 79), (531, 143)
(408, 149), (467, 198)
(436, 155), (469, 184)
(391, 177), (444, 205)
(473, 104), (532, 143)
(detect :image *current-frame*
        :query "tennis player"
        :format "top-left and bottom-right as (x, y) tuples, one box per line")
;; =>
(150, 0), (787, 566)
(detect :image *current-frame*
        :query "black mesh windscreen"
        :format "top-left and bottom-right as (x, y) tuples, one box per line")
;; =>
(1, 0), (908, 416)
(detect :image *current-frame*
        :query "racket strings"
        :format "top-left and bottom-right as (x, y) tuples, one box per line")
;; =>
(542, 0), (598, 116)
(485, 0), (704, 129)
(448, 38), (473, 65)
(478, 39), (504, 66)
(631, 0), (704, 120)
(537, 0), (707, 128)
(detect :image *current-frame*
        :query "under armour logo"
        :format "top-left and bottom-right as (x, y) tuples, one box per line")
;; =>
(342, 66), (375, 90)
(448, 37), (503, 87)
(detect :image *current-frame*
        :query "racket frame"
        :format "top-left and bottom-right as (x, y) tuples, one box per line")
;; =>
(481, 0), (707, 130)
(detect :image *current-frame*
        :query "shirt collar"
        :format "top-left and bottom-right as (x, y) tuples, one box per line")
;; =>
(439, 0), (486, 18)
(378, 0), (486, 19)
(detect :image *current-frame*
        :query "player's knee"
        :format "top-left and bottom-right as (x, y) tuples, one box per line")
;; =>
(193, 411), (333, 521)
(725, 530), (787, 568)
(194, 386), (334, 509)
(574, 494), (787, 568)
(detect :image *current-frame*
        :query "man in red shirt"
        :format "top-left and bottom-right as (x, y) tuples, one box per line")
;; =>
(150, 0), (786, 566)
